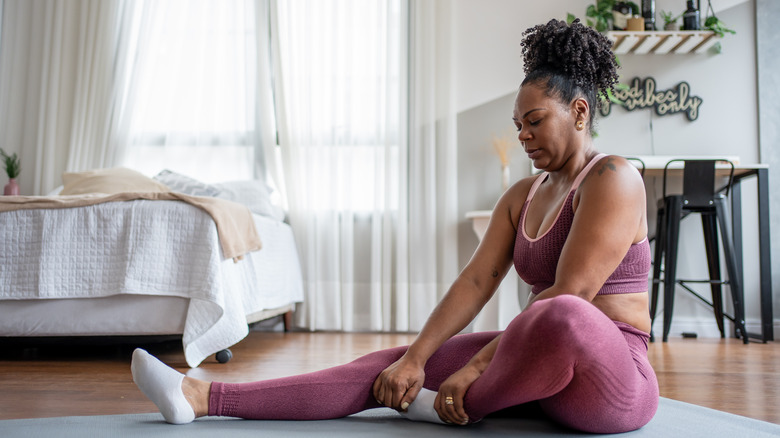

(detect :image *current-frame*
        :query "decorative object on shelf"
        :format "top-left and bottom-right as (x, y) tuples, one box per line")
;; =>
(599, 76), (703, 121)
(641, 0), (656, 30)
(1, 148), (21, 196)
(568, 0), (640, 33)
(627, 16), (645, 31)
(682, 0), (700, 30)
(612, 2), (638, 30)
(491, 131), (517, 191)
(660, 10), (682, 31)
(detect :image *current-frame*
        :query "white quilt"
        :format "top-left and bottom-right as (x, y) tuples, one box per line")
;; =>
(0, 199), (303, 367)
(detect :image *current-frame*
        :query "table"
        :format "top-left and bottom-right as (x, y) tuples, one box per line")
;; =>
(631, 156), (773, 342)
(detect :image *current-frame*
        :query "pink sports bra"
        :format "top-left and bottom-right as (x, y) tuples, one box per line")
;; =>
(513, 154), (651, 296)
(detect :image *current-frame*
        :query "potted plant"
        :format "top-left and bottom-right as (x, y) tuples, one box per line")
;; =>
(568, 0), (614, 33)
(1, 148), (21, 195)
(568, 1), (644, 33)
(660, 10), (682, 31)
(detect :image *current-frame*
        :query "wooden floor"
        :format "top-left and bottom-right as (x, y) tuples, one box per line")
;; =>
(0, 331), (778, 424)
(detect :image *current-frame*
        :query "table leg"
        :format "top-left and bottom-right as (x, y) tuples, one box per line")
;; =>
(732, 170), (774, 342)
(730, 178), (744, 290)
(756, 168), (774, 341)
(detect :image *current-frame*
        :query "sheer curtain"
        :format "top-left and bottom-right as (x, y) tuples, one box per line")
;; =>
(65, 0), (145, 172)
(272, 0), (458, 331)
(405, 0), (459, 331)
(0, 0), (133, 195)
(121, 0), (272, 183)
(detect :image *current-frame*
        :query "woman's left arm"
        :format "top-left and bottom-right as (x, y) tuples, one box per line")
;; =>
(531, 155), (647, 304)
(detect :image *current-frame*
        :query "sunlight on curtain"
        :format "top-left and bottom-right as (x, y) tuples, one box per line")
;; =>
(404, 0), (459, 331)
(274, 0), (406, 331)
(0, 0), (134, 194)
(66, 0), (141, 173)
(122, 0), (258, 182)
(274, 0), (458, 332)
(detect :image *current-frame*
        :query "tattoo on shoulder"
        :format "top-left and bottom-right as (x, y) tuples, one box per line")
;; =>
(597, 158), (617, 176)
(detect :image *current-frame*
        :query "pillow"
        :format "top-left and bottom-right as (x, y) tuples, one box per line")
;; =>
(153, 170), (221, 197)
(212, 180), (285, 221)
(46, 186), (64, 196)
(60, 167), (170, 195)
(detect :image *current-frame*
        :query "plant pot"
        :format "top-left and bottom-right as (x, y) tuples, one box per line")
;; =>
(627, 17), (645, 31)
(4, 178), (20, 195)
(664, 23), (678, 31)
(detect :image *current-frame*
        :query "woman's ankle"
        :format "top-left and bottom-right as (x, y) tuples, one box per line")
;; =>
(182, 377), (211, 417)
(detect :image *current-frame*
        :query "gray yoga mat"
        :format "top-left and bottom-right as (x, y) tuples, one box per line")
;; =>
(0, 397), (777, 438)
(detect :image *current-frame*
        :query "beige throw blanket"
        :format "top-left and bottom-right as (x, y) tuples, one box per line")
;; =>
(0, 192), (262, 260)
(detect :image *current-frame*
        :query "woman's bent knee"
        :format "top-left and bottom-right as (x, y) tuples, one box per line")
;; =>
(506, 294), (601, 337)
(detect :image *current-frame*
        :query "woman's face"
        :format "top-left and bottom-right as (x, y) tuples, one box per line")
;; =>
(513, 84), (584, 171)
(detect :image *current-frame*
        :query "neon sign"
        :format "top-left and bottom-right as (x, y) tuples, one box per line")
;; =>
(600, 77), (703, 121)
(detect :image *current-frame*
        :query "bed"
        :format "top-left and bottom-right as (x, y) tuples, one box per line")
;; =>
(0, 168), (304, 367)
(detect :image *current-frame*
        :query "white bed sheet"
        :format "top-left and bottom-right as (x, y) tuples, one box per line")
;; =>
(0, 200), (303, 367)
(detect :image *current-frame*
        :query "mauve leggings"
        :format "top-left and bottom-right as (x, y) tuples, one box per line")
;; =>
(209, 295), (659, 433)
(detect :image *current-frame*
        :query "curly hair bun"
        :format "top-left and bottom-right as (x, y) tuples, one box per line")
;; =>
(521, 18), (618, 101)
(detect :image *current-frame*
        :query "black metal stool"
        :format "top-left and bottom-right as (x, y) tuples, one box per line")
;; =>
(650, 159), (748, 343)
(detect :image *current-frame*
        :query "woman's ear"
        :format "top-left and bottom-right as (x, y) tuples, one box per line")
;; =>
(572, 98), (590, 126)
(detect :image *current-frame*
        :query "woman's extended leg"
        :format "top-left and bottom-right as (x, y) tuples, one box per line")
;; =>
(462, 294), (659, 433)
(208, 331), (499, 420)
(133, 330), (501, 423)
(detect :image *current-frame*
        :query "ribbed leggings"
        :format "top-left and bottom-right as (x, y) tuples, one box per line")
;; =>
(209, 295), (659, 433)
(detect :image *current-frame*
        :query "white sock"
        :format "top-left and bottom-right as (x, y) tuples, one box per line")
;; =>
(131, 348), (195, 424)
(399, 388), (446, 424)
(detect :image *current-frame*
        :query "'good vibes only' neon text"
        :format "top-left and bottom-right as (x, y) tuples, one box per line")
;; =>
(600, 77), (703, 121)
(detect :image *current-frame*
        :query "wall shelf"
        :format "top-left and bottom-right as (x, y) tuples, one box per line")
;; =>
(606, 30), (720, 55)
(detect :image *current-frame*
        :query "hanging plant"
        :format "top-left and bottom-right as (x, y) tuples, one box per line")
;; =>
(703, 0), (736, 53)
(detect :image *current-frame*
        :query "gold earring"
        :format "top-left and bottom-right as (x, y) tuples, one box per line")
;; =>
(576, 120), (585, 131)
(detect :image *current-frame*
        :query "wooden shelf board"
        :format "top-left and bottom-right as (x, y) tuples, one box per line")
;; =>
(606, 30), (721, 55)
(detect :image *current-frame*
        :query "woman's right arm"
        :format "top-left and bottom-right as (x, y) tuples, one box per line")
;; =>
(372, 178), (532, 411)
(371, 274), (496, 410)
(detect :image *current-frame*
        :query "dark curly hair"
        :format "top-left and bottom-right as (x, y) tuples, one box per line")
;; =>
(520, 18), (619, 129)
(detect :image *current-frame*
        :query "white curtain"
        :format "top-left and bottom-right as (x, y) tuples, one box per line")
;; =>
(120, 0), (274, 183)
(405, 0), (459, 330)
(64, 0), (143, 172)
(0, 0), (131, 194)
(272, 0), (458, 332)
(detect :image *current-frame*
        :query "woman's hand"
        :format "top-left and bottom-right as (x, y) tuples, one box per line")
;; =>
(372, 355), (426, 411)
(435, 364), (482, 425)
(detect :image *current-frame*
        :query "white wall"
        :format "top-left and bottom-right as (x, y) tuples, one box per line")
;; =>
(454, 0), (757, 159)
(453, 0), (773, 339)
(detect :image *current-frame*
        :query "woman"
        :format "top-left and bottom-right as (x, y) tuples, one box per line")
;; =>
(132, 18), (658, 433)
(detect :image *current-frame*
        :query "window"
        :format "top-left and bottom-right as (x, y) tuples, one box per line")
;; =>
(275, 0), (404, 212)
(123, 0), (260, 182)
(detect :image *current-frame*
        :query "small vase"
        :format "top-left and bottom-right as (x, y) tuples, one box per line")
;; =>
(501, 165), (510, 191)
(4, 178), (20, 195)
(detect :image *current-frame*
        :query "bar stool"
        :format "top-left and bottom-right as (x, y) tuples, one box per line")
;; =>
(650, 159), (748, 343)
